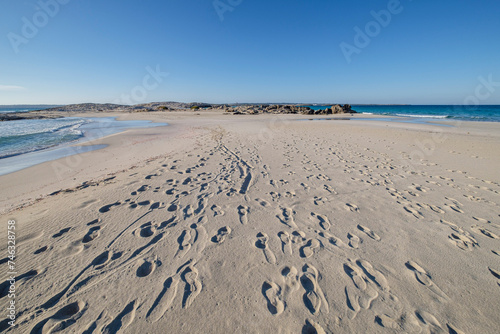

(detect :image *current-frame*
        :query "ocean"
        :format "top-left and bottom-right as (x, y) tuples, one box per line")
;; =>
(0, 117), (87, 159)
(0, 116), (166, 175)
(0, 105), (60, 114)
(308, 105), (500, 123)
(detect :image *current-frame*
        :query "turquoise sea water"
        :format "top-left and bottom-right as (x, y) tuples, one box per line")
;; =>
(308, 105), (500, 122)
(0, 117), (166, 175)
(0, 106), (59, 113)
(0, 118), (87, 159)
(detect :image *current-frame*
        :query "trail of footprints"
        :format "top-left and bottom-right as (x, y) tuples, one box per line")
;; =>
(12, 134), (497, 333)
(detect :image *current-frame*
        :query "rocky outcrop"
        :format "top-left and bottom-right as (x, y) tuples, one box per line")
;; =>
(0, 113), (58, 121)
(217, 104), (356, 115)
(0, 102), (356, 122)
(302, 104), (355, 115)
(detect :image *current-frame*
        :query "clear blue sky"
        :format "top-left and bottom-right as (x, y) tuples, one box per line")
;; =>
(1, 0), (499, 105)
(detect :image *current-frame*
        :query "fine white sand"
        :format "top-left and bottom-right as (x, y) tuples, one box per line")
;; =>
(1, 112), (499, 333)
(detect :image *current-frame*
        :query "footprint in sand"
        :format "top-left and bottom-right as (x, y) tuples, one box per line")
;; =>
(92, 250), (114, 268)
(102, 299), (138, 334)
(82, 310), (109, 334)
(405, 261), (448, 300)
(262, 281), (284, 315)
(281, 266), (300, 300)
(319, 231), (347, 248)
(134, 222), (157, 238)
(403, 206), (423, 219)
(175, 230), (192, 258)
(414, 310), (450, 334)
(60, 240), (85, 258)
(270, 191), (281, 201)
(441, 220), (478, 251)
(343, 262), (380, 318)
(323, 184), (337, 194)
(34, 246), (50, 255)
(99, 201), (121, 213)
(488, 267), (500, 285)
(473, 216), (492, 224)
(277, 207), (297, 229)
(405, 261), (432, 286)
(146, 261), (194, 322)
(356, 260), (389, 291)
(159, 217), (177, 230)
(191, 223), (208, 255)
(300, 239), (321, 258)
(449, 231), (478, 251)
(0, 269), (39, 298)
(314, 196), (327, 206)
(82, 226), (101, 243)
(357, 225), (381, 241)
(183, 204), (194, 219)
(302, 319), (327, 334)
(375, 312), (421, 332)
(291, 230), (307, 245)
(136, 257), (158, 278)
(87, 218), (101, 226)
(181, 265), (202, 309)
(167, 203), (178, 212)
(31, 301), (87, 334)
(424, 204), (445, 214)
(211, 204), (225, 216)
(471, 225), (499, 239)
(255, 198), (271, 207)
(311, 212), (331, 230)
(52, 227), (72, 238)
(128, 200), (146, 209)
(238, 205), (249, 224)
(147, 276), (180, 322)
(199, 182), (210, 192)
(348, 233), (361, 249)
(406, 190), (420, 197)
(344, 262), (367, 291)
(212, 226), (231, 244)
(166, 178), (178, 185)
(345, 203), (359, 212)
(410, 184), (428, 193)
(446, 204), (464, 213)
(278, 231), (292, 255)
(445, 323), (467, 334)
(182, 177), (193, 185)
(255, 232), (277, 264)
(301, 264), (329, 315)
(226, 188), (238, 197)
(193, 194), (211, 215)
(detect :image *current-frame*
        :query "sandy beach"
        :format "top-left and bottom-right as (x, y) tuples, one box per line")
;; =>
(1, 112), (499, 333)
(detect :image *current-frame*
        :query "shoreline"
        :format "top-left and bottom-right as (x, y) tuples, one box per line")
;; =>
(0, 116), (167, 176)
